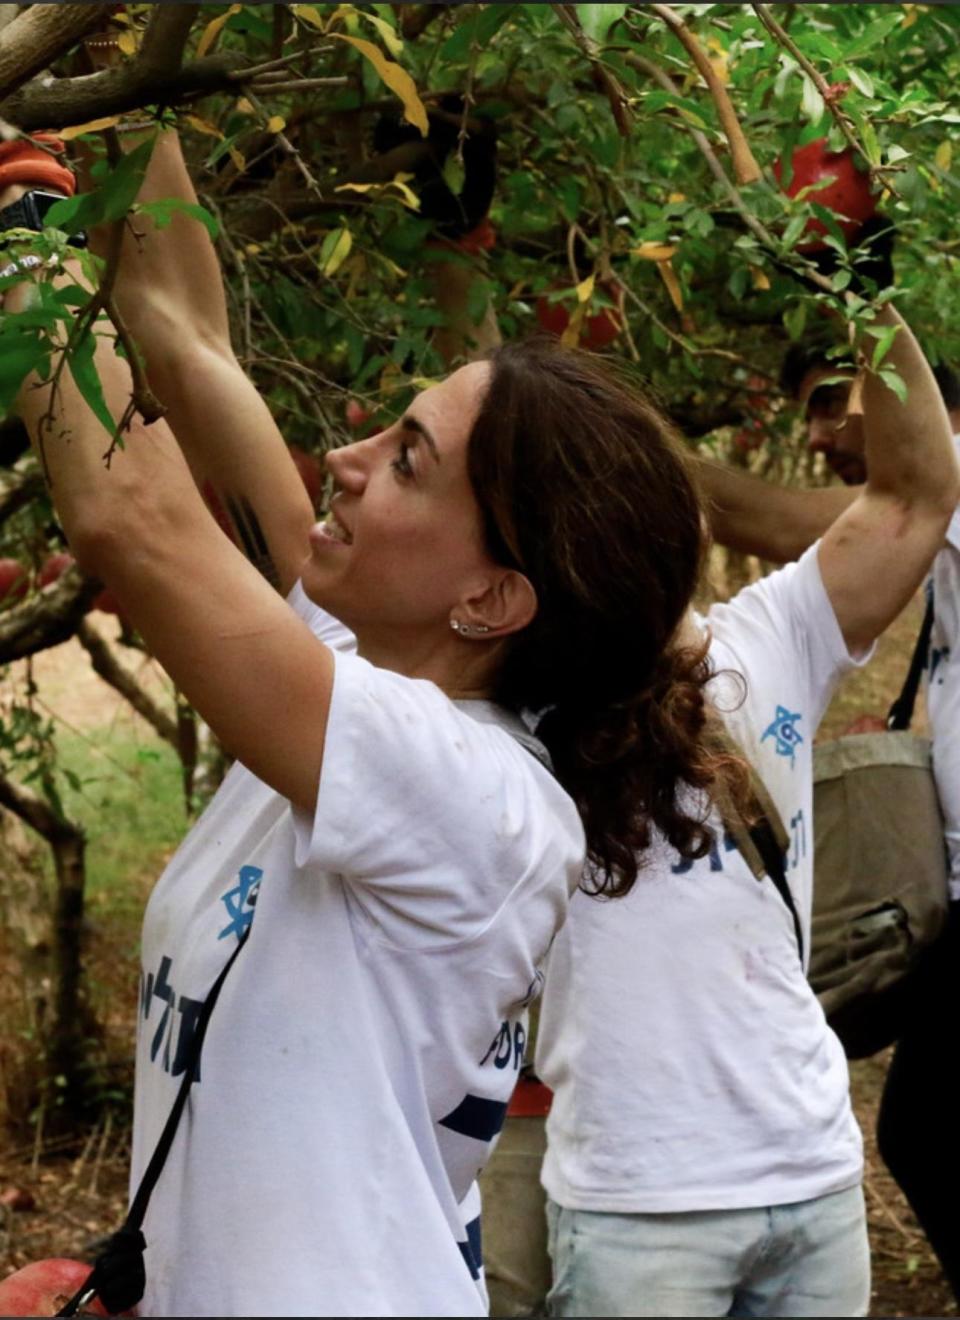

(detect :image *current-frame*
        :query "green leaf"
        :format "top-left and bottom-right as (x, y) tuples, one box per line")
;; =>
(782, 213), (809, 252)
(67, 325), (116, 437)
(879, 365), (908, 403)
(800, 76), (825, 124)
(135, 197), (219, 239)
(860, 120), (881, 167)
(575, 3), (626, 44)
(870, 323), (900, 371)
(784, 302), (808, 341)
(441, 5), (513, 60)
(0, 333), (49, 414)
(46, 136), (158, 235)
(443, 153), (466, 197)
(845, 66), (875, 98)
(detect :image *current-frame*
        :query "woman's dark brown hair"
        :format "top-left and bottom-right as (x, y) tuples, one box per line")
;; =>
(468, 339), (732, 898)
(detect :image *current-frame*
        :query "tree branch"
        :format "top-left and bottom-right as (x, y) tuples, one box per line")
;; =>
(1, 51), (248, 131)
(138, 3), (201, 79)
(626, 52), (835, 297)
(553, 4), (632, 137)
(0, 566), (100, 665)
(0, 769), (80, 845)
(751, 3), (899, 193)
(0, 4), (110, 103)
(649, 4), (762, 185)
(0, 466), (44, 528)
(75, 618), (179, 748)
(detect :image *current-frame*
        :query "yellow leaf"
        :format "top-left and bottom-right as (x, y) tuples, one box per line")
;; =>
(60, 116), (122, 141)
(246, 243), (262, 256)
(560, 303), (586, 350)
(634, 242), (677, 262)
(410, 376), (441, 391)
(668, 191), (686, 204)
(186, 114), (224, 140)
(357, 10), (404, 57)
(706, 36), (729, 86)
(749, 265), (771, 291)
(330, 34), (428, 136)
(117, 30), (138, 57)
(228, 145), (247, 174)
(936, 140), (953, 171)
(236, 97), (255, 115)
(322, 227), (353, 277)
(335, 174), (421, 211)
(267, 115), (287, 135)
(902, 4), (918, 27)
(197, 4), (241, 58)
(575, 273), (596, 304)
(292, 4), (327, 31)
(657, 259), (684, 312)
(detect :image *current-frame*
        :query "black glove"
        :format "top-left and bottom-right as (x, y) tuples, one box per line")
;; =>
(372, 94), (497, 239)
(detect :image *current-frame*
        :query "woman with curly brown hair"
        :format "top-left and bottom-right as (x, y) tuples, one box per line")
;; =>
(533, 304), (958, 1320)
(0, 133), (725, 1319)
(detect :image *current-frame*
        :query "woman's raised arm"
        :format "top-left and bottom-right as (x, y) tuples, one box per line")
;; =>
(92, 130), (315, 595)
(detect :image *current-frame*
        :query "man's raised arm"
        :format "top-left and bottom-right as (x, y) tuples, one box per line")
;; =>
(697, 459), (857, 564)
(819, 308), (959, 653)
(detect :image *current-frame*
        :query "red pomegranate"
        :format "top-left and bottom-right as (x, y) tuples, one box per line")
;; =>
(535, 282), (623, 350)
(0, 1258), (109, 1317)
(773, 138), (877, 248)
(0, 557), (28, 606)
(38, 552), (76, 588)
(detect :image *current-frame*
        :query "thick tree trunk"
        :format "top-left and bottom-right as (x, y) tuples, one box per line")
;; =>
(47, 828), (90, 1101)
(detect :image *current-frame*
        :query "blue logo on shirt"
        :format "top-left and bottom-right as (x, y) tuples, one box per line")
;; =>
(762, 706), (803, 767)
(218, 864), (263, 941)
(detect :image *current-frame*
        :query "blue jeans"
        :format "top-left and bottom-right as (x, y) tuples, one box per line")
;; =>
(545, 1186), (870, 1318)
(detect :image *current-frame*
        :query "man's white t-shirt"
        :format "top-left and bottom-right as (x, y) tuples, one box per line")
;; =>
(536, 546), (866, 1213)
(131, 586), (584, 1318)
(928, 437), (960, 901)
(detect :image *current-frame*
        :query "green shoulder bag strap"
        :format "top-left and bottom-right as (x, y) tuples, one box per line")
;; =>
(708, 725), (805, 964)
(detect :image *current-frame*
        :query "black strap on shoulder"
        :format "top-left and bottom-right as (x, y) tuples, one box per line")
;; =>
(749, 817), (804, 964)
(57, 929), (250, 1317)
(887, 593), (935, 732)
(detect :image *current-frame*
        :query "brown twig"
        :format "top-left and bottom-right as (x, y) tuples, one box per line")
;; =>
(626, 52), (835, 297)
(649, 4), (761, 185)
(751, 3), (899, 195)
(245, 90), (325, 203)
(553, 4), (632, 137)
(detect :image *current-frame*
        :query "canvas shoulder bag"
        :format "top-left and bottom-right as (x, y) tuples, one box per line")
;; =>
(809, 596), (949, 1059)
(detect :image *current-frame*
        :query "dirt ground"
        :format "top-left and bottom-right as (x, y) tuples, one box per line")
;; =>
(1, 593), (957, 1316)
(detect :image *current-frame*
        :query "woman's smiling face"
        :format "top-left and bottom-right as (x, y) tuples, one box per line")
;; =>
(302, 361), (499, 646)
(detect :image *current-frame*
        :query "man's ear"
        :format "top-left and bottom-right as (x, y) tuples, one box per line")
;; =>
(460, 569), (538, 638)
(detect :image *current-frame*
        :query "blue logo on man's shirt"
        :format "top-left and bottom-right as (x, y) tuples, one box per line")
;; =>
(218, 864), (263, 941)
(762, 706), (803, 766)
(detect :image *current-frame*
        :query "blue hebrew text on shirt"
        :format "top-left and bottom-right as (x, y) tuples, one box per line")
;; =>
(672, 828), (739, 875)
(140, 956), (206, 1080)
(218, 864), (263, 941)
(761, 706), (803, 766)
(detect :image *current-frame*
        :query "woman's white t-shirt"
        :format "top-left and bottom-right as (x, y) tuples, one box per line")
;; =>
(536, 545), (866, 1213)
(131, 586), (584, 1317)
